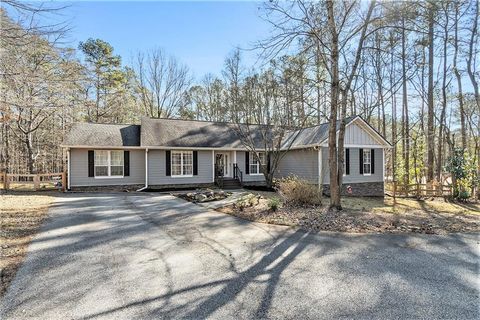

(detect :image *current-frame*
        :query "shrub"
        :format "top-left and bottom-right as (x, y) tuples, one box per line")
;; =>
(235, 193), (258, 211)
(276, 176), (322, 206)
(445, 149), (477, 199)
(268, 197), (281, 211)
(458, 190), (470, 200)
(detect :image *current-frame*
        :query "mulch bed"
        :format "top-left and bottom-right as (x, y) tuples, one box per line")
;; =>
(217, 202), (480, 235)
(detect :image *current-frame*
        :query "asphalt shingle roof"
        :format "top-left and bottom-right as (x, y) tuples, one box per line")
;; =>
(140, 117), (271, 148)
(283, 116), (356, 148)
(64, 116), (359, 149)
(63, 123), (141, 147)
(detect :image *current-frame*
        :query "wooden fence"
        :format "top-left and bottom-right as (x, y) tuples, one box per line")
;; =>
(385, 181), (453, 198)
(1, 172), (66, 192)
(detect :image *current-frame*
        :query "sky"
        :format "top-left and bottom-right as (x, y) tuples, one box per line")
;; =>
(25, 1), (272, 80)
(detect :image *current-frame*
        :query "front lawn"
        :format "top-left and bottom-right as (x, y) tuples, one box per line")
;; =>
(217, 192), (479, 234)
(0, 193), (55, 296)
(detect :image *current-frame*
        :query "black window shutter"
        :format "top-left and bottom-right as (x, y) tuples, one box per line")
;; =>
(88, 150), (94, 177)
(359, 148), (364, 174)
(266, 152), (271, 173)
(245, 151), (250, 174)
(345, 148), (350, 175)
(166, 150), (171, 176)
(193, 151), (198, 175)
(371, 149), (375, 174)
(124, 151), (130, 176)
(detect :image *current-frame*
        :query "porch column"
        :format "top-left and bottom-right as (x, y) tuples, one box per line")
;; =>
(67, 148), (71, 190)
(317, 147), (322, 189)
(382, 148), (385, 195)
(211, 150), (215, 182)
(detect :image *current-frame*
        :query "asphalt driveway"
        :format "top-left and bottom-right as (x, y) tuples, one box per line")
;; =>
(1, 193), (479, 319)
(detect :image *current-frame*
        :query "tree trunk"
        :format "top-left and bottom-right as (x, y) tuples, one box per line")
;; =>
(316, 44), (322, 125)
(327, 0), (341, 209)
(454, 2), (467, 149)
(25, 132), (35, 174)
(1, 120), (10, 173)
(402, 18), (410, 185)
(466, 0), (479, 114)
(426, 2), (435, 182)
(437, 7), (449, 182)
(390, 33), (397, 182)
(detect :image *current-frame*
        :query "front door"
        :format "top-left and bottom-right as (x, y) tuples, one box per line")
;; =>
(215, 153), (229, 177)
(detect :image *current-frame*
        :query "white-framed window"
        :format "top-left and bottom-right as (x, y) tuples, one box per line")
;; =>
(171, 151), (193, 177)
(94, 150), (123, 177)
(363, 149), (371, 175)
(249, 152), (266, 175)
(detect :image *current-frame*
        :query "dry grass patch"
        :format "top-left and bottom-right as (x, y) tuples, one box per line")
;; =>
(217, 192), (479, 235)
(1, 193), (55, 296)
(344, 196), (480, 215)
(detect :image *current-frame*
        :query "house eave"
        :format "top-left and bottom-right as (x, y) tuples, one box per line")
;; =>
(61, 145), (263, 151)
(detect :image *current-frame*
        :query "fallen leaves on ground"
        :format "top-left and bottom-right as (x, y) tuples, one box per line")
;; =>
(217, 195), (479, 235)
(0, 193), (55, 296)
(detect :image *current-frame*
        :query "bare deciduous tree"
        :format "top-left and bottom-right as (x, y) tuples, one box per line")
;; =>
(134, 48), (192, 118)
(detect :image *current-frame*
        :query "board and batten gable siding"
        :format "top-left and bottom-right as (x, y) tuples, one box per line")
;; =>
(148, 149), (213, 185)
(320, 147), (383, 184)
(275, 148), (319, 183)
(344, 122), (382, 145)
(236, 151), (266, 182)
(70, 148), (145, 187)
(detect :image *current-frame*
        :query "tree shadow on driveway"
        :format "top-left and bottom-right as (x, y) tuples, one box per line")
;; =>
(80, 229), (320, 319)
(1, 193), (478, 320)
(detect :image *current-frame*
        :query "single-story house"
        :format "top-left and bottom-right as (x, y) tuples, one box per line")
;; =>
(62, 115), (392, 196)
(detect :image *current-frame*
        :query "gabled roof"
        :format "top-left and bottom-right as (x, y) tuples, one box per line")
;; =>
(63, 123), (141, 147)
(317, 115), (392, 147)
(62, 115), (390, 149)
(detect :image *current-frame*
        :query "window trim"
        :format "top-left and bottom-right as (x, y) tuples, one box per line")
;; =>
(171, 150), (194, 178)
(94, 150), (124, 178)
(363, 149), (371, 176)
(249, 152), (265, 175)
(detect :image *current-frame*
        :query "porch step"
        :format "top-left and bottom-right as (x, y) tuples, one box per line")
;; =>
(221, 178), (242, 189)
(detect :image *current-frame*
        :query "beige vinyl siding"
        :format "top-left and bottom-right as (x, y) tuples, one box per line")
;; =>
(70, 148), (145, 187)
(148, 149), (213, 185)
(321, 147), (383, 184)
(236, 151), (266, 182)
(275, 148), (319, 183)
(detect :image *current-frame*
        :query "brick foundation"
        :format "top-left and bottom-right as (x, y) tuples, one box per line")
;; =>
(322, 182), (384, 197)
(70, 184), (145, 192)
(147, 183), (215, 191)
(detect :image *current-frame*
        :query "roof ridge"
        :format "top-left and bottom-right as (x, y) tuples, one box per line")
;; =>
(143, 115), (358, 129)
(142, 116), (236, 126)
(288, 115), (358, 131)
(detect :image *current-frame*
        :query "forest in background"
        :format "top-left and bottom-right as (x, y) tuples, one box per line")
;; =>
(0, 0), (478, 204)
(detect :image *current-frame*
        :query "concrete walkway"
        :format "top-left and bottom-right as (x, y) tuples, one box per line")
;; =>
(1, 193), (479, 319)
